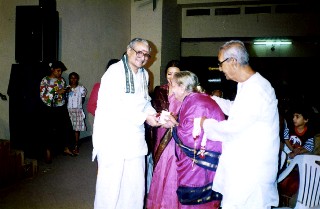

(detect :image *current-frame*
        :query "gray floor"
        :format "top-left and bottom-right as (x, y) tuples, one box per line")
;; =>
(0, 138), (97, 209)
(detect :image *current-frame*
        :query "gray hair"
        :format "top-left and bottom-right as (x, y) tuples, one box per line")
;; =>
(127, 38), (151, 52)
(219, 40), (249, 65)
(173, 71), (200, 93)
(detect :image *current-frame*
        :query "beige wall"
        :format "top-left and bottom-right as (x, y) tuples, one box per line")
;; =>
(0, 0), (131, 139)
(131, 0), (163, 90)
(182, 9), (320, 38)
(131, 0), (182, 88)
(160, 0), (181, 85)
(180, 3), (320, 57)
(57, 0), (131, 137)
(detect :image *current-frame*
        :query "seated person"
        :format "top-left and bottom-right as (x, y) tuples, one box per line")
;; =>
(282, 104), (315, 159)
(278, 103), (315, 207)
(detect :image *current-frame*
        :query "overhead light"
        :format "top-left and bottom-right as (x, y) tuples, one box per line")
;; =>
(254, 40), (292, 45)
(208, 78), (221, 83)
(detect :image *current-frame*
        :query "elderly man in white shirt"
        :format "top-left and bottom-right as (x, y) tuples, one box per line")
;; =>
(92, 38), (161, 209)
(197, 40), (280, 209)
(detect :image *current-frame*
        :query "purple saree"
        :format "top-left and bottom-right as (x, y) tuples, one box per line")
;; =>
(175, 92), (224, 209)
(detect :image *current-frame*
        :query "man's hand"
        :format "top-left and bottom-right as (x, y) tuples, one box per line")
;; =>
(200, 117), (206, 129)
(193, 117), (207, 138)
(146, 114), (161, 127)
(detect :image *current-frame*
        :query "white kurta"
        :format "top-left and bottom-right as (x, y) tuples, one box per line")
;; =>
(92, 60), (156, 209)
(203, 72), (280, 208)
(92, 61), (155, 160)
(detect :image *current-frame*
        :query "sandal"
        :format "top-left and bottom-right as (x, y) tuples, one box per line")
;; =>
(63, 148), (75, 157)
(72, 145), (79, 155)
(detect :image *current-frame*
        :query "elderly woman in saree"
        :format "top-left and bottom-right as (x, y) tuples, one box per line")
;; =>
(171, 71), (225, 209)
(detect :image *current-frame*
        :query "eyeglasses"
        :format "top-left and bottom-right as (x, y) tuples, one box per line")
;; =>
(218, 57), (229, 67)
(130, 47), (151, 59)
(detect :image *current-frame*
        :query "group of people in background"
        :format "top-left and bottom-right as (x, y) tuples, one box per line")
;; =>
(39, 61), (87, 163)
(39, 37), (319, 209)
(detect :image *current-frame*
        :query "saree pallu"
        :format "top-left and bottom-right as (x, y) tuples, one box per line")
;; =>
(153, 128), (172, 167)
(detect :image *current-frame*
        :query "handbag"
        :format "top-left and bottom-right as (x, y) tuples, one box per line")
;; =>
(172, 127), (222, 204)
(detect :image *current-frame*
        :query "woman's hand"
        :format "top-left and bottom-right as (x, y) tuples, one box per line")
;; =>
(56, 88), (66, 94)
(161, 114), (179, 128)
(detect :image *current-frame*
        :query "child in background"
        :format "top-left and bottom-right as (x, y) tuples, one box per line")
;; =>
(278, 103), (315, 207)
(283, 104), (315, 158)
(67, 72), (87, 155)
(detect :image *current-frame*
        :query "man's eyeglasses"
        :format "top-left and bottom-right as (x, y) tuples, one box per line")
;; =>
(130, 47), (151, 59)
(218, 57), (229, 67)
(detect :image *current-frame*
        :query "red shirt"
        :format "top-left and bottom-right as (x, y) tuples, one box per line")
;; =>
(87, 83), (100, 116)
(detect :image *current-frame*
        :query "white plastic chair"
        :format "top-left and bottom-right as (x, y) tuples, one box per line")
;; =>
(276, 154), (320, 209)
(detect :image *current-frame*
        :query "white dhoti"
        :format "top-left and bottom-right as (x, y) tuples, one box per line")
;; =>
(94, 154), (145, 209)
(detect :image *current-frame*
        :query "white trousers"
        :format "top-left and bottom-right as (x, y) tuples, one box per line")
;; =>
(94, 154), (145, 209)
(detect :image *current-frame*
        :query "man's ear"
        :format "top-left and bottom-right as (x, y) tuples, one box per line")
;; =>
(231, 57), (240, 70)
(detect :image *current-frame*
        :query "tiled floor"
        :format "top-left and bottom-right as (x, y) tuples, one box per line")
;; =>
(0, 137), (97, 209)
